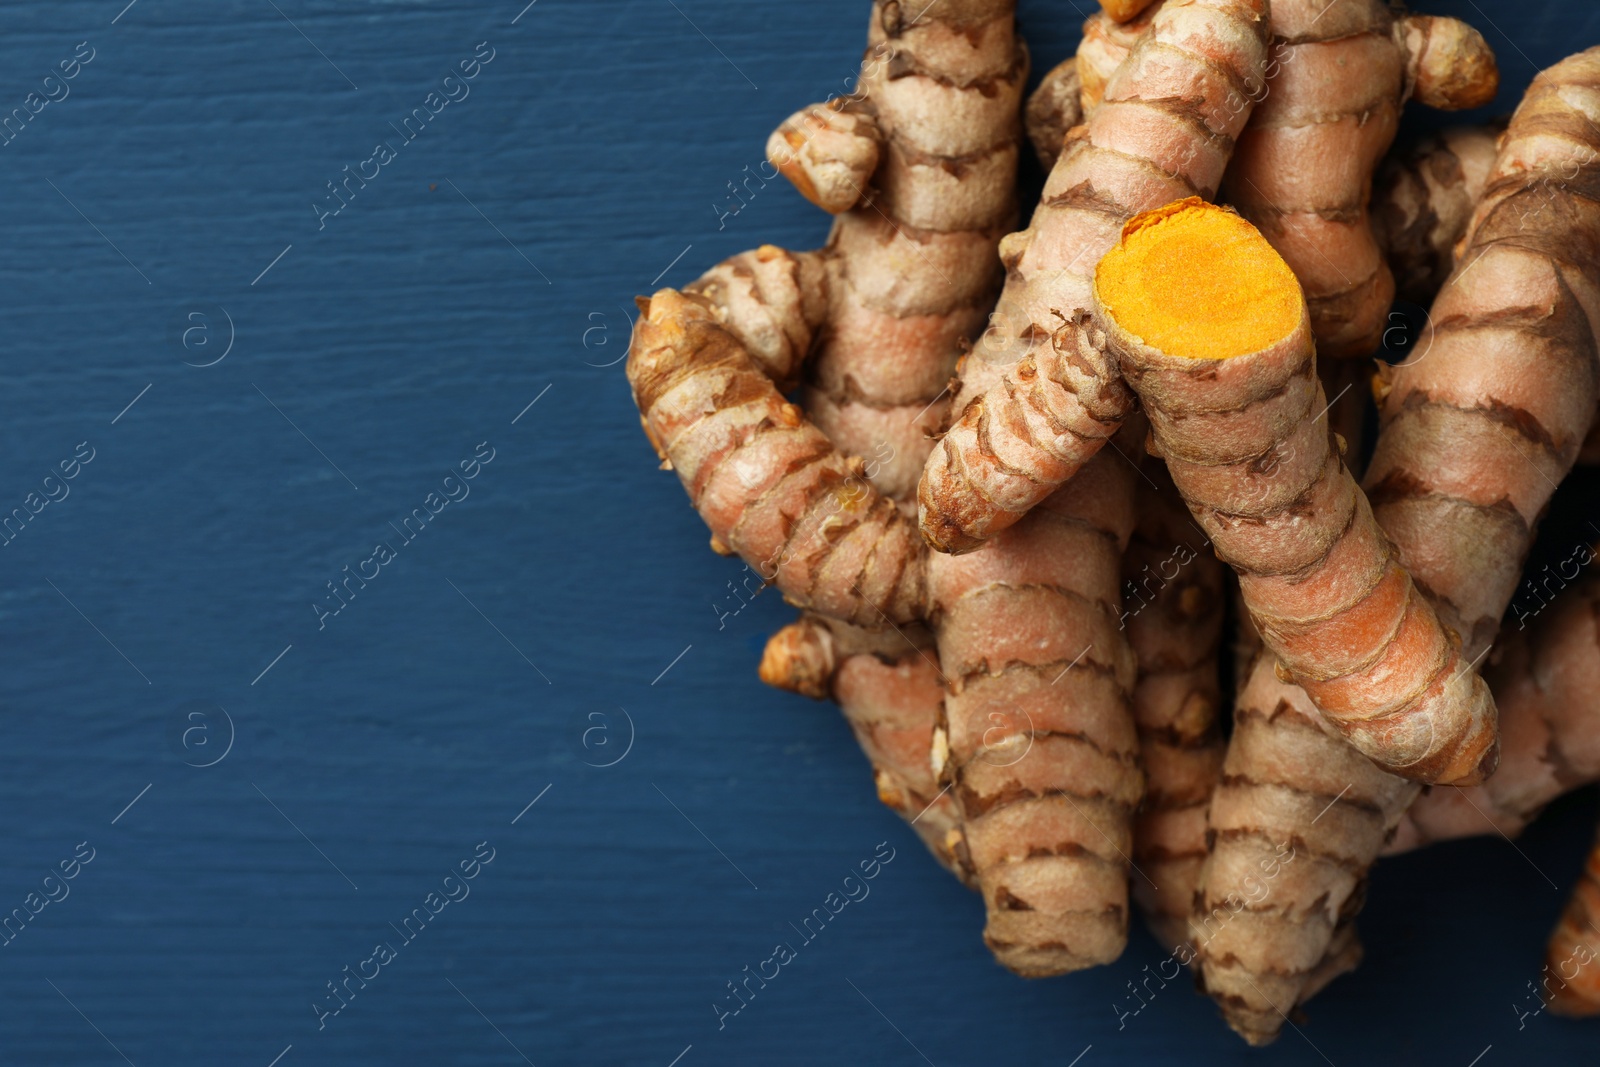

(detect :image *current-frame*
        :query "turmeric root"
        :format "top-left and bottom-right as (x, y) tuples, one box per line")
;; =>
(1124, 459), (1226, 953)
(1185, 51), (1600, 1046)
(662, 0), (1026, 868)
(1372, 124), (1504, 306)
(1224, 0), (1498, 360)
(1387, 574), (1600, 1016)
(918, 0), (1270, 554)
(1197, 513), (1598, 1045)
(1093, 198), (1497, 785)
(1026, 0), (1168, 170)
(697, 1), (1028, 500)
(630, 289), (926, 626)
(920, 0), (1276, 950)
(1192, 651), (1421, 1045)
(1365, 46), (1600, 662)
(929, 436), (1142, 976)
(635, 3), (1160, 974)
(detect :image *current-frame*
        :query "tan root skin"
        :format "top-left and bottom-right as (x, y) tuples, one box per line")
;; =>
(1389, 574), (1600, 1018)
(714, 0), (1028, 879)
(1224, 0), (1498, 360)
(1024, 57), (1083, 172)
(1365, 46), (1600, 663)
(929, 435), (1143, 977)
(1076, 2), (1162, 115)
(1192, 652), (1420, 1046)
(761, 615), (971, 883)
(1094, 198), (1498, 787)
(1392, 572), (1600, 852)
(1125, 459), (1226, 954)
(917, 0), (1271, 555)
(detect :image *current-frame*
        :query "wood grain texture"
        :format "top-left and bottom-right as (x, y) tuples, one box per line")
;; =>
(0, 0), (1593, 1063)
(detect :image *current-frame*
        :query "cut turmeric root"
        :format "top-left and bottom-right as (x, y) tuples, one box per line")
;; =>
(1093, 198), (1497, 785)
(1188, 47), (1600, 1047)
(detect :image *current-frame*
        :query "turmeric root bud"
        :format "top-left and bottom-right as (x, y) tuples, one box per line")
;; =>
(1092, 199), (1498, 785)
(766, 104), (882, 215)
(1398, 15), (1499, 111)
(759, 619), (835, 700)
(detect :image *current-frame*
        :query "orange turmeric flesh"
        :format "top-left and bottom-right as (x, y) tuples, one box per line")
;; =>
(1096, 200), (1302, 361)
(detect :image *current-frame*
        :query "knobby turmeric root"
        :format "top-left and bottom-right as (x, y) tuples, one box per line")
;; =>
(1224, 0), (1498, 360)
(1023, 54), (1082, 173)
(1075, 1), (1163, 116)
(1026, 0), (1168, 171)
(1197, 568), (1600, 1043)
(1365, 46), (1600, 663)
(1184, 49), (1600, 1045)
(1020, 0), (1164, 172)
(732, 0), (1027, 877)
(918, 0), (1270, 554)
(1197, 464), (1599, 1044)
(929, 431), (1143, 976)
(1192, 651), (1421, 1045)
(1387, 573), (1600, 1017)
(630, 289), (927, 626)
(636, 294), (1161, 972)
(1093, 198), (1498, 785)
(634, 2), (1167, 974)
(703, 0), (1026, 501)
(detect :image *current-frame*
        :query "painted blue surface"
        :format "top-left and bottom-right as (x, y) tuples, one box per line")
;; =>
(0, 1), (1595, 1063)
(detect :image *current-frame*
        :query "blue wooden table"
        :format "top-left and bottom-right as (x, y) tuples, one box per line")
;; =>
(0, 1), (1595, 1063)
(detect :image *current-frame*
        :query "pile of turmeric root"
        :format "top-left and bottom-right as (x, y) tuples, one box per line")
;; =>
(625, 0), (1600, 1045)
